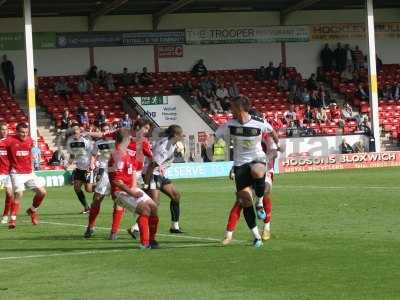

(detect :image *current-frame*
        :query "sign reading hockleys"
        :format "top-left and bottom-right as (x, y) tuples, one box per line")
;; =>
(280, 152), (400, 173)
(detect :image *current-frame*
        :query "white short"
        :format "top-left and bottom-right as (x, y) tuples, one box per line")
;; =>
(0, 174), (12, 189)
(11, 173), (44, 193)
(94, 172), (111, 196)
(114, 189), (151, 213)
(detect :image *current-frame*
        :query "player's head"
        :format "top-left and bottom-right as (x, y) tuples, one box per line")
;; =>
(16, 123), (29, 140)
(100, 123), (110, 134)
(165, 125), (184, 143)
(0, 122), (8, 138)
(71, 123), (81, 138)
(230, 96), (250, 118)
(134, 119), (152, 137)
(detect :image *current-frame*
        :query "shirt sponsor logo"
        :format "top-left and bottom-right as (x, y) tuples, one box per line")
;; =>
(16, 150), (30, 156)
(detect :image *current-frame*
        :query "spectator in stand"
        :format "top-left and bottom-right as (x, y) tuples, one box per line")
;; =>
(87, 65), (98, 83)
(286, 121), (299, 137)
(228, 80), (240, 97)
(303, 105), (314, 124)
(340, 138), (354, 154)
(139, 67), (154, 86)
(341, 103), (354, 121)
(120, 113), (133, 129)
(270, 112), (284, 129)
(381, 84), (393, 100)
(77, 103), (86, 118)
(316, 67), (327, 83)
(344, 44), (353, 70)
(359, 116), (372, 136)
(334, 43), (347, 72)
(299, 87), (311, 105)
(329, 103), (341, 120)
(265, 62), (276, 81)
(105, 73), (116, 92)
(284, 104), (297, 124)
(61, 109), (72, 130)
(78, 77), (92, 94)
(215, 83), (229, 100)
(356, 83), (369, 100)
(376, 55), (383, 72)
(34, 68), (38, 90)
(196, 90), (210, 110)
(96, 109), (107, 127)
(256, 66), (267, 81)
(192, 59), (208, 77)
(132, 72), (140, 85)
(393, 83), (400, 100)
(32, 141), (41, 171)
(275, 63), (286, 79)
(54, 77), (72, 100)
(310, 90), (322, 108)
(183, 80), (194, 95)
(320, 43), (334, 71)
(208, 92), (224, 114)
(121, 67), (132, 86)
(319, 85), (331, 107)
(1, 55), (15, 94)
(98, 70), (106, 86)
(341, 65), (354, 83)
(79, 111), (90, 128)
(277, 75), (289, 92)
(307, 73), (318, 91)
(352, 46), (364, 70)
(172, 80), (184, 94)
(315, 107), (328, 123)
(49, 149), (66, 166)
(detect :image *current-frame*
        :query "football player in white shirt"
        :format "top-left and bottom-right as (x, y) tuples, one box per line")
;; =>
(143, 125), (185, 233)
(65, 124), (95, 214)
(84, 123), (115, 238)
(215, 97), (278, 247)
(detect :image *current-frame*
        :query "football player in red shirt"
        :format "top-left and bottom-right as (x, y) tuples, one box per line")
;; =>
(109, 130), (159, 249)
(0, 123), (14, 224)
(7, 123), (47, 229)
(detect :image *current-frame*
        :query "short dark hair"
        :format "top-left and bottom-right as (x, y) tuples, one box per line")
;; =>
(71, 122), (80, 128)
(16, 123), (28, 131)
(164, 125), (182, 139)
(134, 119), (152, 131)
(230, 96), (250, 112)
(0, 122), (7, 128)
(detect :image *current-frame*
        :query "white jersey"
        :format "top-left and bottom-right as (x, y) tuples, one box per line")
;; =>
(66, 136), (93, 170)
(145, 137), (176, 176)
(216, 115), (273, 166)
(92, 139), (115, 169)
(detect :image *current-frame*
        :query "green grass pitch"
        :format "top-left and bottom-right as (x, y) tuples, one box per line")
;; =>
(1, 167), (400, 299)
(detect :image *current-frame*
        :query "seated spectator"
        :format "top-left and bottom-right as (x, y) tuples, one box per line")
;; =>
(196, 90), (210, 110)
(120, 113), (133, 129)
(277, 75), (289, 92)
(352, 46), (364, 70)
(329, 103), (341, 120)
(77, 103), (86, 117)
(208, 92), (223, 114)
(49, 149), (66, 166)
(256, 66), (267, 81)
(139, 67), (154, 85)
(200, 76), (215, 94)
(286, 121), (299, 137)
(228, 80), (240, 97)
(310, 90), (322, 108)
(275, 63), (286, 79)
(121, 67), (132, 86)
(307, 73), (318, 91)
(356, 83), (369, 100)
(284, 104), (297, 124)
(98, 70), (107, 86)
(393, 83), (400, 100)
(87, 65), (98, 83)
(79, 111), (90, 128)
(132, 72), (140, 85)
(78, 77), (92, 94)
(341, 103), (354, 121)
(183, 80), (194, 95)
(270, 112), (284, 129)
(54, 77), (71, 99)
(341, 138), (354, 154)
(299, 87), (311, 105)
(32, 142), (41, 171)
(96, 109), (107, 127)
(381, 84), (393, 100)
(359, 116), (372, 136)
(319, 85), (331, 107)
(215, 83), (229, 100)
(315, 107), (328, 123)
(172, 80), (184, 94)
(105, 73), (116, 92)
(265, 62), (276, 81)
(341, 65), (354, 83)
(353, 141), (365, 153)
(303, 105), (314, 124)
(192, 59), (208, 77)
(376, 54), (383, 72)
(61, 109), (72, 130)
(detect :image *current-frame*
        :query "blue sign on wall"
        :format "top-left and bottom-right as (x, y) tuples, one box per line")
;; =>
(166, 162), (233, 179)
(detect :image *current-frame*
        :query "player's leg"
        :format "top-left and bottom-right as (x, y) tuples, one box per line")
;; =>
(135, 202), (151, 248)
(262, 173), (273, 241)
(26, 186), (47, 225)
(109, 202), (124, 240)
(250, 162), (267, 220)
(8, 174), (25, 229)
(222, 200), (242, 245)
(84, 192), (105, 238)
(1, 177), (13, 224)
(162, 182), (182, 233)
(73, 175), (90, 213)
(146, 199), (160, 248)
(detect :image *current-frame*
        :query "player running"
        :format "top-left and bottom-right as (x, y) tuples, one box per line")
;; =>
(143, 125), (184, 234)
(84, 123), (115, 238)
(109, 130), (159, 249)
(215, 97), (277, 247)
(66, 124), (95, 214)
(0, 123), (13, 224)
(7, 123), (47, 229)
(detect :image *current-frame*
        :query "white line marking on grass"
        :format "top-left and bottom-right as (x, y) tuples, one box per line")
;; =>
(274, 185), (400, 191)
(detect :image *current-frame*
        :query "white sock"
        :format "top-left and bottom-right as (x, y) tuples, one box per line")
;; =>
(256, 197), (264, 208)
(171, 221), (180, 230)
(30, 206), (37, 212)
(225, 231), (233, 240)
(251, 226), (261, 240)
(131, 223), (139, 231)
(264, 222), (271, 231)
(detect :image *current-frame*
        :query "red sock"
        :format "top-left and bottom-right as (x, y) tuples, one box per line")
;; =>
(226, 203), (242, 231)
(149, 215), (159, 242)
(10, 201), (20, 218)
(32, 194), (45, 209)
(111, 207), (124, 234)
(263, 195), (272, 224)
(137, 215), (150, 246)
(88, 202), (101, 229)
(2, 193), (12, 216)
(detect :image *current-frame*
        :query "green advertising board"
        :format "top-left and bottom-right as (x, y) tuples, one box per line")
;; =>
(35, 170), (72, 188)
(0, 32), (56, 50)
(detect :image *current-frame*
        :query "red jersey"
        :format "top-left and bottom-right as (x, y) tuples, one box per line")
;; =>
(7, 136), (33, 174)
(127, 138), (152, 159)
(0, 137), (11, 175)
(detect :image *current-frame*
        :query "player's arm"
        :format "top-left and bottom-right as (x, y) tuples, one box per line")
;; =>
(143, 161), (157, 189)
(112, 179), (143, 198)
(143, 142), (166, 189)
(264, 121), (281, 152)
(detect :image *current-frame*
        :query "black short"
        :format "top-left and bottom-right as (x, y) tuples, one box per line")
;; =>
(234, 161), (266, 192)
(73, 169), (94, 184)
(143, 174), (172, 190)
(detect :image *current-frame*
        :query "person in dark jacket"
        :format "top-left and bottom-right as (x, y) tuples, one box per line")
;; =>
(320, 44), (334, 71)
(1, 55), (15, 94)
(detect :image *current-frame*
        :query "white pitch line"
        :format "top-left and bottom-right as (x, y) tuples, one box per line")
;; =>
(273, 185), (400, 191)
